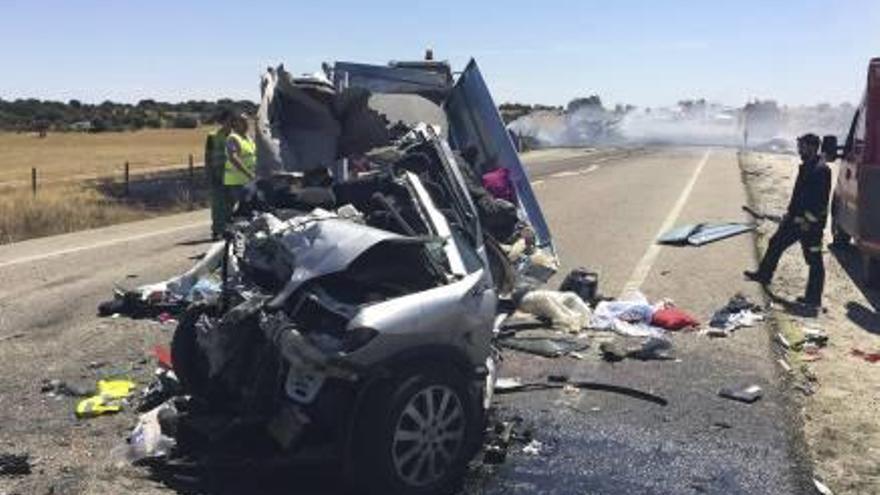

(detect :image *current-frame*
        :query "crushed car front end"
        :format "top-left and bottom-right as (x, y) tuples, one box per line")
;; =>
(121, 57), (555, 495)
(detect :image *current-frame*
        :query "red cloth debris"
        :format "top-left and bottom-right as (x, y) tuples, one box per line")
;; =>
(482, 167), (516, 203)
(152, 345), (173, 369)
(651, 307), (700, 330)
(851, 348), (880, 363)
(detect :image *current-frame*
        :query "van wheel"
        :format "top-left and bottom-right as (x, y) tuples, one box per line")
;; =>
(352, 366), (480, 495)
(863, 255), (880, 288)
(831, 218), (851, 247)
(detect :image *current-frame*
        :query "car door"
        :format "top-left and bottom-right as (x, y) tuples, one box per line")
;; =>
(443, 59), (557, 260)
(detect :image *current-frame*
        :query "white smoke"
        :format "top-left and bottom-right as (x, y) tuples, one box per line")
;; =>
(508, 101), (855, 150)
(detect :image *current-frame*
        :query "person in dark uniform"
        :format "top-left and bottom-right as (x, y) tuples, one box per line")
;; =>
(744, 133), (831, 310)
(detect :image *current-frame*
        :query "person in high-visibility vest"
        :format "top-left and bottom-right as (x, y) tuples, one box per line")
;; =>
(223, 113), (256, 224)
(204, 110), (232, 239)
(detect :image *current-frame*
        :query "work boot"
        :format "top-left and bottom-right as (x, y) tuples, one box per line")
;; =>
(743, 270), (770, 285)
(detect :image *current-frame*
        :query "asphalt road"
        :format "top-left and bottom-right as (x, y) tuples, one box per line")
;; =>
(0, 147), (811, 495)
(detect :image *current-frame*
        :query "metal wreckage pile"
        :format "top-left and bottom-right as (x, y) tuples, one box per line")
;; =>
(103, 59), (559, 494)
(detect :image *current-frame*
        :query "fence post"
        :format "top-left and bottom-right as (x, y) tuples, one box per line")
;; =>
(124, 161), (130, 197)
(31, 168), (37, 197)
(188, 154), (195, 210)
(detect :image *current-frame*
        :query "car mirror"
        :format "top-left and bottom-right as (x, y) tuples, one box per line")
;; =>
(822, 135), (839, 162)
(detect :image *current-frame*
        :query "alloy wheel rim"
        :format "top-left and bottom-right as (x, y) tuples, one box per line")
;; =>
(391, 384), (465, 487)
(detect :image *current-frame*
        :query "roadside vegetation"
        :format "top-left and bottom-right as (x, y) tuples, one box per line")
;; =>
(0, 98), (255, 134)
(0, 185), (163, 244)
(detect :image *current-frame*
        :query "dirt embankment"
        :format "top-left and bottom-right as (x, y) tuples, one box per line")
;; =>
(740, 152), (880, 495)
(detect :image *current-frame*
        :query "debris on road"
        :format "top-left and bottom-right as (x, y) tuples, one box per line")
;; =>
(657, 222), (755, 246)
(119, 401), (177, 463)
(558, 267), (600, 305)
(494, 377), (524, 392)
(137, 368), (181, 412)
(0, 453), (32, 476)
(592, 291), (665, 337)
(800, 327), (829, 347)
(651, 306), (699, 330)
(775, 332), (792, 350)
(708, 293), (764, 335)
(600, 336), (675, 361)
(599, 340), (627, 362)
(40, 378), (96, 398)
(497, 329), (590, 358)
(777, 358), (793, 373)
(516, 289), (592, 332)
(521, 439), (543, 455)
(151, 344), (173, 369)
(850, 348), (880, 363)
(813, 477), (834, 495)
(75, 379), (136, 418)
(718, 384), (763, 403)
(493, 379), (668, 406)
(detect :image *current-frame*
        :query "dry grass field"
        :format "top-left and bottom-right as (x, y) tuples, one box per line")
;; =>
(0, 185), (168, 244)
(0, 129), (212, 243)
(0, 128), (209, 185)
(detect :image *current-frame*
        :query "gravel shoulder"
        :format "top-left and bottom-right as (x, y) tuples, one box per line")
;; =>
(740, 151), (880, 495)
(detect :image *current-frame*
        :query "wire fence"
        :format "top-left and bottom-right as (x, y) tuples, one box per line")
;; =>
(15, 154), (210, 209)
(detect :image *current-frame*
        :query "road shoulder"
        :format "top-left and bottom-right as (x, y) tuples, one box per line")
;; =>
(739, 151), (880, 495)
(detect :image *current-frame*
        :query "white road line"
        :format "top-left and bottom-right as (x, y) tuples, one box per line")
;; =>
(530, 179), (545, 186)
(550, 170), (581, 179)
(619, 149), (712, 296)
(547, 164), (600, 180)
(0, 221), (209, 270)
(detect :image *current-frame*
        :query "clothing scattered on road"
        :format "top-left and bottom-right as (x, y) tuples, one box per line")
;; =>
(75, 379), (137, 419)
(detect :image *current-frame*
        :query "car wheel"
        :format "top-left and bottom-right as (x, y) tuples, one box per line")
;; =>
(831, 217), (851, 247)
(863, 255), (880, 289)
(353, 366), (480, 495)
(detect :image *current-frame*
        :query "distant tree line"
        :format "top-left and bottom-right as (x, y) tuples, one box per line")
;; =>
(0, 98), (258, 134)
(499, 102), (563, 124)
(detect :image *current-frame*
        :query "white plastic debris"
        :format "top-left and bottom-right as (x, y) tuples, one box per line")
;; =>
(494, 377), (523, 391)
(518, 290), (592, 332)
(119, 402), (177, 463)
(813, 478), (834, 495)
(522, 439), (543, 455)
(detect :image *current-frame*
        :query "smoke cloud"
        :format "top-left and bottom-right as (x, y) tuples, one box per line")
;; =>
(508, 101), (856, 151)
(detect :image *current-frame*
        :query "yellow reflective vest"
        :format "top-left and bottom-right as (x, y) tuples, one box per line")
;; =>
(224, 132), (256, 186)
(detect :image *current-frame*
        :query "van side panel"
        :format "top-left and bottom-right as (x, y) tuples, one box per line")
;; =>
(857, 59), (880, 251)
(859, 168), (880, 249)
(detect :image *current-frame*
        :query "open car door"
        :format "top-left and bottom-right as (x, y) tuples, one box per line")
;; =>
(443, 59), (557, 260)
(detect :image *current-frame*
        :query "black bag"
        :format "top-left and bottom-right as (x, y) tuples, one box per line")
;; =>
(559, 268), (599, 304)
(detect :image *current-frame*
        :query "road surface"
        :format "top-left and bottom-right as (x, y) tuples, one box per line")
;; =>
(0, 147), (811, 494)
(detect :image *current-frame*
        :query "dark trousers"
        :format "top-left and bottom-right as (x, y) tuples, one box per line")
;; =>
(209, 184), (227, 236)
(757, 219), (824, 303)
(220, 185), (243, 230)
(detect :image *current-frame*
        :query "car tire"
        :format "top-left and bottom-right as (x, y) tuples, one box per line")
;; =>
(863, 255), (880, 289)
(171, 304), (215, 395)
(352, 365), (481, 495)
(831, 216), (851, 247)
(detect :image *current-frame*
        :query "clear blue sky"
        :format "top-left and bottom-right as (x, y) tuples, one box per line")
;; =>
(2, 0), (878, 107)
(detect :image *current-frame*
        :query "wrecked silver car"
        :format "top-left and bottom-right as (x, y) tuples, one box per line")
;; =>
(126, 58), (556, 495)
